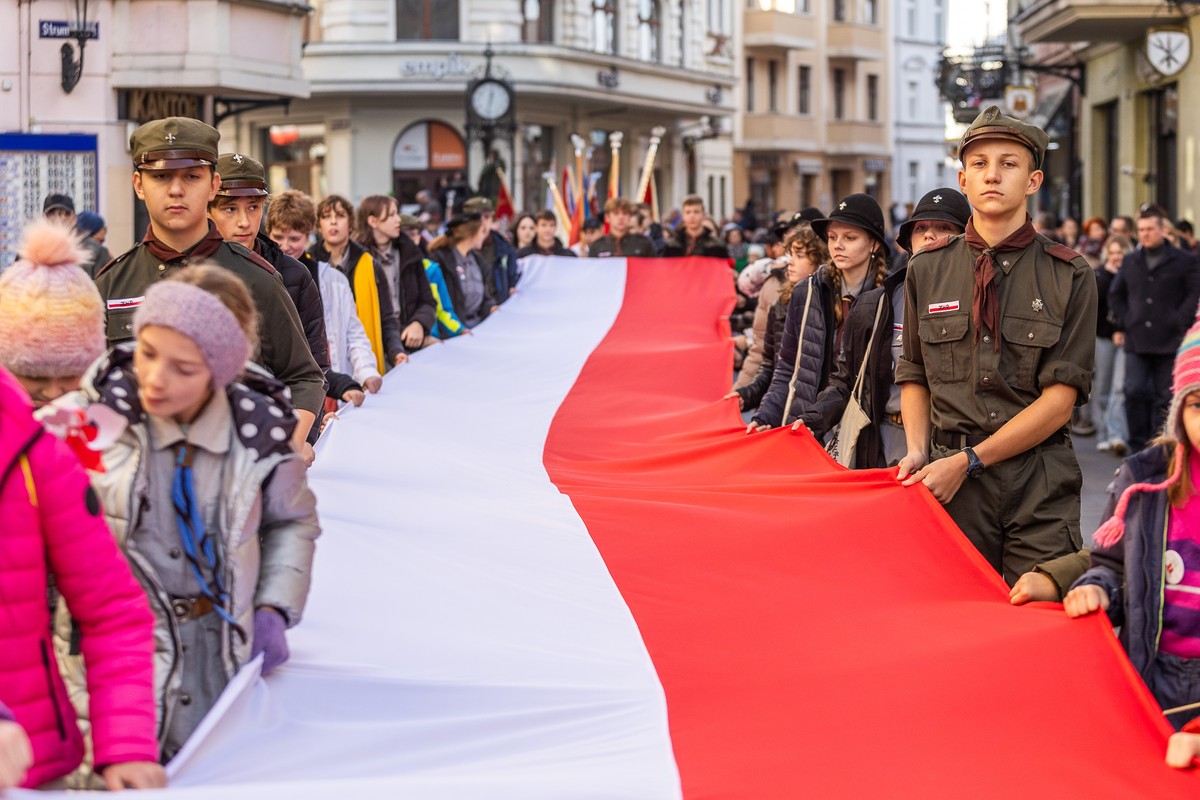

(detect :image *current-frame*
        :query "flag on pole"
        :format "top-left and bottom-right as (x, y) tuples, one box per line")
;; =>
(495, 168), (515, 223)
(643, 171), (660, 223)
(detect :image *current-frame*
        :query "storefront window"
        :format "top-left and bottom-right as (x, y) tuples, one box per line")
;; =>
(392, 120), (468, 211)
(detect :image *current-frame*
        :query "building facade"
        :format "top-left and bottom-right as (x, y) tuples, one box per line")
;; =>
(890, 0), (950, 221)
(734, 0), (892, 222)
(1014, 0), (1200, 224)
(0, 0), (310, 259)
(231, 0), (738, 223)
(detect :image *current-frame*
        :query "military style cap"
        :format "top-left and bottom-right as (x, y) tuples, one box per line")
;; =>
(896, 187), (971, 253)
(958, 105), (1049, 170)
(463, 196), (494, 214)
(398, 213), (421, 230)
(215, 153), (268, 197)
(130, 117), (218, 170)
(446, 212), (482, 233)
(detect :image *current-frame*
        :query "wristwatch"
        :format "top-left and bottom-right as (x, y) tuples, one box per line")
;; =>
(963, 447), (985, 479)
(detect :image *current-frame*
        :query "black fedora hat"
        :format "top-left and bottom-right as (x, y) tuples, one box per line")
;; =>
(811, 194), (886, 246)
(896, 188), (971, 253)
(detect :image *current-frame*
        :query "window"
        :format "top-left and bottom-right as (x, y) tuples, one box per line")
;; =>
(768, 60), (778, 112)
(905, 0), (915, 36)
(638, 0), (661, 62)
(833, 68), (845, 119)
(863, 0), (876, 24)
(396, 0), (458, 39)
(746, 57), (755, 112)
(907, 80), (918, 119)
(708, 0), (730, 35)
(908, 161), (919, 202)
(592, 0), (618, 55)
(832, 0), (846, 22)
(798, 65), (811, 114)
(867, 75), (879, 120)
(522, 0), (553, 43)
(932, 0), (943, 40)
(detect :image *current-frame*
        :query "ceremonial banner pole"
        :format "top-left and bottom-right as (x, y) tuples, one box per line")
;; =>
(634, 126), (667, 208)
(607, 132), (623, 200)
(544, 171), (571, 233)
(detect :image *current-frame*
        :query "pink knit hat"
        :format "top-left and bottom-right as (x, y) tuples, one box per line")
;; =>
(0, 219), (105, 378)
(133, 280), (251, 389)
(1093, 309), (1200, 547)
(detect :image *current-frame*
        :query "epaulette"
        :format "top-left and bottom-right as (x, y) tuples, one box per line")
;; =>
(93, 244), (139, 278)
(226, 241), (278, 275)
(1045, 240), (1087, 265)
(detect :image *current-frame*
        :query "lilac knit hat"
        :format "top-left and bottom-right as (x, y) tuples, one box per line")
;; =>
(1092, 309), (1200, 547)
(133, 280), (251, 389)
(0, 219), (105, 378)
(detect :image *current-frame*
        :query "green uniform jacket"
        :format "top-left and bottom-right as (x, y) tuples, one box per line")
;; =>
(94, 236), (325, 418)
(896, 232), (1097, 436)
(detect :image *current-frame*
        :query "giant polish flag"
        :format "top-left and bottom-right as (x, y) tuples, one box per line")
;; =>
(29, 257), (1200, 798)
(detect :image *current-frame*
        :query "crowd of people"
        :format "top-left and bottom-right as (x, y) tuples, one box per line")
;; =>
(4, 104), (1200, 791)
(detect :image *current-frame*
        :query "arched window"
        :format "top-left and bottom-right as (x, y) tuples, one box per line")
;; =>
(592, 0), (618, 55)
(522, 0), (553, 43)
(638, 0), (661, 63)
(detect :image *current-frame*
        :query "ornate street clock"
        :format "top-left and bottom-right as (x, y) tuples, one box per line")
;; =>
(469, 79), (512, 123)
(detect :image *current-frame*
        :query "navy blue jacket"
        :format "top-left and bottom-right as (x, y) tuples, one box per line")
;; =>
(1073, 444), (1172, 686)
(753, 267), (838, 428)
(1109, 243), (1200, 355)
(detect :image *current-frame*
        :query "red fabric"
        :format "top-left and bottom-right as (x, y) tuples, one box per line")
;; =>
(0, 369), (158, 786)
(544, 258), (1200, 797)
(495, 172), (515, 222)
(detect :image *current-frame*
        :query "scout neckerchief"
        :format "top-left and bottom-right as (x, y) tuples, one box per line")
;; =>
(144, 221), (224, 264)
(171, 441), (243, 638)
(964, 214), (1036, 352)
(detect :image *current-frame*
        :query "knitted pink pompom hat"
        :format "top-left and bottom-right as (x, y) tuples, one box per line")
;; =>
(0, 219), (105, 378)
(1092, 310), (1200, 547)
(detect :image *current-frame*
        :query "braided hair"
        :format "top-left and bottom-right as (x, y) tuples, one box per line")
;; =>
(827, 239), (889, 328)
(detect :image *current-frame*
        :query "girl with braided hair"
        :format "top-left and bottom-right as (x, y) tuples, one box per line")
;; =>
(749, 194), (891, 432)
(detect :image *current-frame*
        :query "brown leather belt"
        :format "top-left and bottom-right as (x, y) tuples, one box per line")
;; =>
(932, 428), (1068, 450)
(887, 412), (903, 426)
(170, 596), (214, 622)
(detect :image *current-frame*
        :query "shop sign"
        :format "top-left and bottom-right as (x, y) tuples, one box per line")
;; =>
(401, 53), (471, 81)
(122, 90), (202, 123)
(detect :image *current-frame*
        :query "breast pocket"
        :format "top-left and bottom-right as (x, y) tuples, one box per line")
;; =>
(918, 311), (970, 383)
(1001, 316), (1062, 391)
(105, 308), (137, 344)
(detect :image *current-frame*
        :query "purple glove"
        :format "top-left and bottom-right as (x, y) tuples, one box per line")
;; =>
(251, 608), (290, 674)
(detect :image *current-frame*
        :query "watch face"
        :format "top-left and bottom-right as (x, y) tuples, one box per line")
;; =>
(1147, 30), (1191, 77)
(471, 81), (511, 120)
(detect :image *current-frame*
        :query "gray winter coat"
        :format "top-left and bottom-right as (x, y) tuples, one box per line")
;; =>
(69, 346), (319, 746)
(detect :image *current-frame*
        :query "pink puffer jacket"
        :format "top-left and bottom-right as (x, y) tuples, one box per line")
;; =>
(0, 368), (158, 787)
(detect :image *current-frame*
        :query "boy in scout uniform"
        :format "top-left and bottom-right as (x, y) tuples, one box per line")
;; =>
(94, 117), (324, 452)
(895, 106), (1097, 585)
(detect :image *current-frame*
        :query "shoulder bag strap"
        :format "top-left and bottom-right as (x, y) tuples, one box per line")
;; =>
(849, 294), (888, 403)
(782, 276), (816, 425)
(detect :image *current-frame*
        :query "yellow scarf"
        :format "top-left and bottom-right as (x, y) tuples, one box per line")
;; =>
(353, 251), (386, 370)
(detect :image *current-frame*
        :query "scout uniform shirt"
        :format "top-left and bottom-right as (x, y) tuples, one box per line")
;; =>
(895, 233), (1097, 437)
(94, 227), (326, 419)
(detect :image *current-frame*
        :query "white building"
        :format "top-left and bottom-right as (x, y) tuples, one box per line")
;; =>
(890, 0), (950, 223)
(232, 0), (738, 222)
(0, 0), (310, 259)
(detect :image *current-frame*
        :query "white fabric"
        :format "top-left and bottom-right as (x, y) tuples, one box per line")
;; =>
(318, 260), (380, 383)
(23, 256), (681, 800)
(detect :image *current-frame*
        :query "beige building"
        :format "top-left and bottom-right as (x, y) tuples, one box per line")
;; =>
(230, 0), (738, 222)
(1014, 0), (1200, 224)
(735, 0), (892, 220)
(0, 0), (310, 261)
